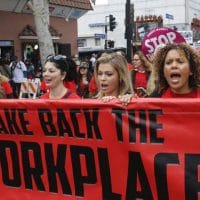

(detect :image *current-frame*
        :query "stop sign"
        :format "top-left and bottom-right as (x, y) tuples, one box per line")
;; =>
(142, 27), (186, 61)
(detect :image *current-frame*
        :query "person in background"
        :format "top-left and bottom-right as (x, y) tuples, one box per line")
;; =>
(150, 43), (200, 98)
(75, 59), (81, 73)
(25, 59), (35, 79)
(76, 61), (92, 98)
(131, 51), (152, 97)
(93, 52), (134, 105)
(89, 53), (97, 73)
(40, 55), (80, 99)
(9, 56), (27, 98)
(0, 74), (13, 98)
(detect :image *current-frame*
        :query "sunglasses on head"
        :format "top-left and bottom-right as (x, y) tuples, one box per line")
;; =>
(46, 55), (67, 62)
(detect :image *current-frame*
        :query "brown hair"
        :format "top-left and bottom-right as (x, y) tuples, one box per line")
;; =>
(133, 51), (152, 73)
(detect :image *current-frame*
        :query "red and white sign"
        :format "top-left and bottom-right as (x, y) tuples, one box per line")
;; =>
(142, 27), (186, 61)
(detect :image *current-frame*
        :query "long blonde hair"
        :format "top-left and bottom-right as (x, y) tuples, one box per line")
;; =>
(94, 52), (133, 98)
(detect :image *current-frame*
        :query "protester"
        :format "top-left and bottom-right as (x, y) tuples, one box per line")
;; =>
(39, 56), (77, 96)
(131, 51), (152, 97)
(40, 55), (80, 99)
(75, 59), (81, 73)
(76, 61), (92, 98)
(93, 52), (134, 105)
(150, 43), (200, 98)
(25, 59), (35, 79)
(9, 56), (27, 98)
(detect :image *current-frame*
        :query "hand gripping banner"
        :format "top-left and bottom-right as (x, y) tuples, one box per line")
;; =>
(0, 99), (200, 200)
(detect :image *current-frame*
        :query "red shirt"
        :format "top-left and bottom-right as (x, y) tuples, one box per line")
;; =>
(1, 81), (13, 95)
(40, 90), (80, 99)
(89, 76), (97, 95)
(127, 63), (134, 71)
(64, 81), (76, 92)
(162, 88), (200, 98)
(134, 71), (148, 89)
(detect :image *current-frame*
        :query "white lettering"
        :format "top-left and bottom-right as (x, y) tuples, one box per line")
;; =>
(166, 32), (176, 43)
(145, 39), (155, 53)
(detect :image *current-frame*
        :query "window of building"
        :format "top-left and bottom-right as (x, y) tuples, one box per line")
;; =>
(78, 39), (87, 47)
(95, 38), (101, 46)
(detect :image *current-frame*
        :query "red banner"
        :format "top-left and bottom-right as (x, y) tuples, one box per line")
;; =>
(0, 99), (200, 200)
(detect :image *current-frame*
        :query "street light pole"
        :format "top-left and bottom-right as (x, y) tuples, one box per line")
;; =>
(125, 0), (133, 63)
(105, 24), (108, 49)
(104, 16), (109, 50)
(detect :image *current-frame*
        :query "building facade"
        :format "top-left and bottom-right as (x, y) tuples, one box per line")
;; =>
(0, 0), (92, 66)
(78, 0), (200, 55)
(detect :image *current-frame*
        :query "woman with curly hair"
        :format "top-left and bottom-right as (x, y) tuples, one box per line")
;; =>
(150, 43), (200, 98)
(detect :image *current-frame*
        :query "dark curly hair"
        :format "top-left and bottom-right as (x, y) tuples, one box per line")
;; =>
(153, 43), (200, 92)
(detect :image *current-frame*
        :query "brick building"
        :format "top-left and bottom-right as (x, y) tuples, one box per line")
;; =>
(0, 0), (92, 67)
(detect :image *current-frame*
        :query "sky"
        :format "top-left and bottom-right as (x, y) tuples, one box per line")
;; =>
(95, 0), (108, 5)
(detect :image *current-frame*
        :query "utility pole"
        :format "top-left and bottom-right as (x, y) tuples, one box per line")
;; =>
(125, 0), (134, 63)
(105, 23), (108, 49)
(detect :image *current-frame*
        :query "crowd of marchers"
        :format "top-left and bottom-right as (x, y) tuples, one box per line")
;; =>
(0, 43), (200, 102)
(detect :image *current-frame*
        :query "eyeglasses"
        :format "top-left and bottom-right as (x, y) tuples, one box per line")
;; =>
(132, 59), (140, 61)
(46, 55), (67, 62)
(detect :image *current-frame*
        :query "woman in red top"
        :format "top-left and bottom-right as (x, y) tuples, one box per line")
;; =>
(40, 55), (80, 99)
(150, 43), (200, 98)
(131, 51), (152, 97)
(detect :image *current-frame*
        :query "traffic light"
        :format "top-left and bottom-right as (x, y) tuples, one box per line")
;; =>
(109, 14), (116, 31)
(107, 40), (115, 48)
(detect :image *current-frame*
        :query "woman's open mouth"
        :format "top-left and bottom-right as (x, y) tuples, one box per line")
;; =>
(101, 83), (109, 91)
(170, 73), (181, 84)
